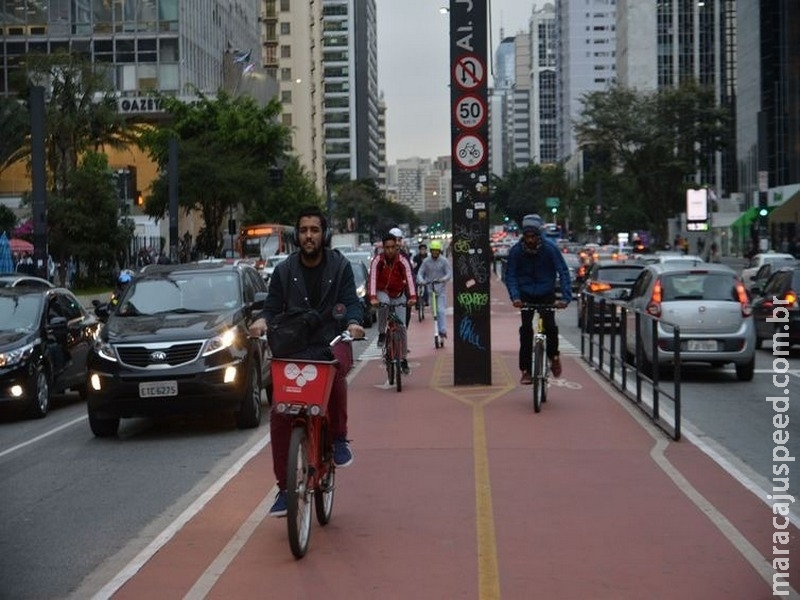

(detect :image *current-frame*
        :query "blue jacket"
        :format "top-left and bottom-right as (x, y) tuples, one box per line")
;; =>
(505, 238), (573, 304)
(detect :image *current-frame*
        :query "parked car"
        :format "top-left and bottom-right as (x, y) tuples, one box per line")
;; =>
(263, 254), (288, 283)
(86, 261), (270, 436)
(636, 252), (705, 265)
(623, 262), (755, 380)
(750, 264), (800, 349)
(0, 274), (55, 289)
(747, 260), (800, 295)
(0, 287), (99, 418)
(741, 252), (796, 284)
(562, 252), (584, 293)
(577, 260), (645, 330)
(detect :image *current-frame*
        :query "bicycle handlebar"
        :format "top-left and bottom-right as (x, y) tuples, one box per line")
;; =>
(519, 303), (562, 311)
(330, 330), (366, 347)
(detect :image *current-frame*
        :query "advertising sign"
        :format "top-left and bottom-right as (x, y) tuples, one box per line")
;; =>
(686, 189), (708, 222)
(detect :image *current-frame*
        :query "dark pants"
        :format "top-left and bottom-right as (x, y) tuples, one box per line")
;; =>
(270, 341), (352, 490)
(519, 294), (559, 372)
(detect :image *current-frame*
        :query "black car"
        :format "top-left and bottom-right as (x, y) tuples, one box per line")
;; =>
(0, 287), (99, 417)
(577, 260), (645, 330)
(86, 261), (270, 436)
(751, 264), (800, 349)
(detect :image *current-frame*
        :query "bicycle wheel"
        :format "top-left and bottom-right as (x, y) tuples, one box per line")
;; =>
(394, 336), (404, 392)
(314, 421), (335, 525)
(385, 341), (395, 385)
(532, 340), (544, 413)
(287, 425), (312, 559)
(417, 299), (425, 322)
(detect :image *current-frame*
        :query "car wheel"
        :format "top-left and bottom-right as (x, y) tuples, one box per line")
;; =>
(735, 356), (755, 382)
(236, 360), (262, 429)
(88, 407), (120, 437)
(28, 365), (50, 419)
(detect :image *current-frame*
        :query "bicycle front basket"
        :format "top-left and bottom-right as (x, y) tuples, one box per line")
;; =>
(271, 358), (338, 413)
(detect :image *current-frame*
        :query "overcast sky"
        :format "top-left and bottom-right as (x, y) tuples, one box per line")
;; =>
(376, 0), (534, 164)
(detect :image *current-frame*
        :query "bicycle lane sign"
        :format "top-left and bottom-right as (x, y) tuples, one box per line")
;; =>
(454, 132), (486, 170)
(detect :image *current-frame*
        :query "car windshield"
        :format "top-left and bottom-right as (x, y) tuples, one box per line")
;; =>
(661, 272), (736, 301)
(0, 294), (42, 331)
(118, 272), (241, 315)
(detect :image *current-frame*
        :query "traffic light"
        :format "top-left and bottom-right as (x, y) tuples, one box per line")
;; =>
(758, 191), (768, 209)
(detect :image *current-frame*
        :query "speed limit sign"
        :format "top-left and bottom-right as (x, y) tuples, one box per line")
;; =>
(454, 94), (486, 130)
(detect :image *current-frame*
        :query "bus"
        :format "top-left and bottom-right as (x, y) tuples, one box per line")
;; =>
(238, 223), (297, 276)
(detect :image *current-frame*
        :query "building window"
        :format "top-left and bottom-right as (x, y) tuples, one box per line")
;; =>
(280, 0), (290, 11)
(281, 22), (291, 35)
(281, 67), (292, 81)
(281, 45), (291, 58)
(281, 90), (292, 103)
(282, 113), (292, 126)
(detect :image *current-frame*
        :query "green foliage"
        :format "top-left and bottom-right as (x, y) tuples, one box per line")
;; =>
(573, 82), (730, 240)
(245, 157), (323, 225)
(0, 96), (28, 176)
(333, 179), (418, 238)
(48, 152), (133, 285)
(0, 204), (17, 237)
(139, 91), (293, 256)
(490, 163), (570, 227)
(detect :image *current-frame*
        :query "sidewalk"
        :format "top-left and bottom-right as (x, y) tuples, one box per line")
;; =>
(85, 275), (799, 599)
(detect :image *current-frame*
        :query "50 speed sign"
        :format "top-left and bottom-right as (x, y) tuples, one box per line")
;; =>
(454, 94), (486, 130)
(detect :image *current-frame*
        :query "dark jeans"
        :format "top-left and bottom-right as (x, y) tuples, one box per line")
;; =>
(270, 340), (352, 490)
(519, 294), (559, 372)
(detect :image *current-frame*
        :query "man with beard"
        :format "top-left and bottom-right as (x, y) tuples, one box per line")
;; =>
(249, 206), (365, 517)
(505, 214), (571, 385)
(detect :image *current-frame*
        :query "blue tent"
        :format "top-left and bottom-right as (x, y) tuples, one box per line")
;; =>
(0, 232), (13, 274)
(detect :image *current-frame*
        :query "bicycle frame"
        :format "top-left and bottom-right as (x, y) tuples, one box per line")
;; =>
(380, 303), (406, 392)
(521, 304), (557, 413)
(271, 356), (339, 558)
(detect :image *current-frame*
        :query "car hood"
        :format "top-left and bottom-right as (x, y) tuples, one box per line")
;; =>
(104, 310), (240, 343)
(0, 330), (36, 349)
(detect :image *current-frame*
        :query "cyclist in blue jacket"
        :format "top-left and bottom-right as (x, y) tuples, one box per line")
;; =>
(505, 214), (572, 384)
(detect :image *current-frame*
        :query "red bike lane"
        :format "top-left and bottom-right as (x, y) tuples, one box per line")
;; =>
(94, 275), (798, 600)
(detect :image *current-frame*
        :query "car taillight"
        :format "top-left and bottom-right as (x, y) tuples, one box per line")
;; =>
(588, 281), (612, 293)
(784, 290), (798, 307)
(735, 280), (752, 317)
(647, 278), (662, 317)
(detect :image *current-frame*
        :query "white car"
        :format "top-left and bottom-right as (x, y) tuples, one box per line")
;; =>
(264, 255), (288, 282)
(741, 252), (796, 284)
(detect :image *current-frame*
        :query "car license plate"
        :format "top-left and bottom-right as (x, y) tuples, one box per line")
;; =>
(139, 381), (178, 398)
(686, 340), (717, 352)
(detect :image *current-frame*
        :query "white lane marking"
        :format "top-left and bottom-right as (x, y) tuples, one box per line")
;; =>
(0, 416), (86, 459)
(94, 356), (372, 599)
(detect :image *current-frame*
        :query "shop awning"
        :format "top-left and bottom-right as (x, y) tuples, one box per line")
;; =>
(768, 190), (800, 225)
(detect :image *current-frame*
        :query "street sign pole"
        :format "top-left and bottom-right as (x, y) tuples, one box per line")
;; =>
(450, 0), (491, 385)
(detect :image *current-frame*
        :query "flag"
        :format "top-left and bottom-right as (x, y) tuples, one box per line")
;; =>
(233, 49), (251, 64)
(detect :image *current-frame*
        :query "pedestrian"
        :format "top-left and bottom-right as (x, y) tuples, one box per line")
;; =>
(248, 205), (365, 517)
(708, 242), (721, 263)
(412, 242), (429, 306)
(416, 239), (452, 342)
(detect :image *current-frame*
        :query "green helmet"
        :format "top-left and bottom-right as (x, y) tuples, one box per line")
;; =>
(430, 240), (443, 251)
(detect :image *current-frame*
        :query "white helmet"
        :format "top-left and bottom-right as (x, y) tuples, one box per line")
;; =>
(389, 227), (403, 238)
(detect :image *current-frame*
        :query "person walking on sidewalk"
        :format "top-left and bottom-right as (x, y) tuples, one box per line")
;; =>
(248, 206), (365, 517)
(505, 214), (572, 384)
(369, 232), (417, 374)
(416, 239), (452, 342)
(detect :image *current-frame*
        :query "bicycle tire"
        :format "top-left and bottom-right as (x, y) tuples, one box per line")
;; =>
(417, 301), (425, 322)
(287, 425), (312, 559)
(314, 421), (335, 526)
(394, 337), (403, 392)
(533, 340), (544, 413)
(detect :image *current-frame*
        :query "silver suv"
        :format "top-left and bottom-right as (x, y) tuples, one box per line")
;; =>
(623, 262), (755, 381)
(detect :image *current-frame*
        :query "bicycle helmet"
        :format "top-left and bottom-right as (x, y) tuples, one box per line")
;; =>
(389, 227), (403, 239)
(117, 271), (132, 284)
(429, 240), (443, 251)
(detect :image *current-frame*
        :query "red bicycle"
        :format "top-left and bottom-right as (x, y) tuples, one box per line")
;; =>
(271, 328), (356, 559)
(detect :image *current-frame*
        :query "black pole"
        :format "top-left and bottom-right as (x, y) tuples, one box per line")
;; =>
(168, 137), (179, 262)
(30, 86), (48, 279)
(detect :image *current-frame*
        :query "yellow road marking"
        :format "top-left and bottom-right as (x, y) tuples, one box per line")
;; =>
(431, 354), (515, 599)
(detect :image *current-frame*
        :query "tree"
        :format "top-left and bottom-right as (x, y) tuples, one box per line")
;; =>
(573, 82), (730, 241)
(490, 163), (569, 226)
(244, 157), (323, 225)
(140, 91), (292, 256)
(0, 96), (28, 177)
(0, 204), (17, 237)
(333, 179), (418, 239)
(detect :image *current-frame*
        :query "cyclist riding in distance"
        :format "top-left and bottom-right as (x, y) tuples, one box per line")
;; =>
(369, 232), (417, 373)
(416, 239), (452, 341)
(389, 227), (413, 326)
(110, 270), (133, 309)
(505, 214), (572, 385)
(412, 242), (429, 306)
(248, 205), (365, 517)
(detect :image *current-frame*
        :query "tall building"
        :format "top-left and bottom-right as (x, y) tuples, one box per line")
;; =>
(322, 0), (380, 183)
(530, 4), (558, 165)
(264, 0), (326, 192)
(616, 0), (737, 196)
(511, 33), (532, 168)
(489, 35), (516, 176)
(556, 0), (617, 161)
(736, 0), (800, 203)
(396, 157), (430, 213)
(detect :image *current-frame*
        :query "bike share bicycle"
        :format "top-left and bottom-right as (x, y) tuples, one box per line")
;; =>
(378, 302), (409, 392)
(520, 304), (560, 413)
(270, 308), (361, 558)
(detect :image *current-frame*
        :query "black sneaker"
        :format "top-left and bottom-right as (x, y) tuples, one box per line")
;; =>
(333, 437), (354, 467)
(401, 359), (410, 374)
(269, 490), (287, 518)
(377, 333), (386, 347)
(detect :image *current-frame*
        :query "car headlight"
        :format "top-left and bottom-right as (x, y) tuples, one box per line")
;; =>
(94, 339), (118, 362)
(203, 328), (238, 356)
(0, 341), (36, 368)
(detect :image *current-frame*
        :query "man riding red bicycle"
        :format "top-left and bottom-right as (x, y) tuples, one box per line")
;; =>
(505, 214), (572, 385)
(249, 206), (365, 517)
